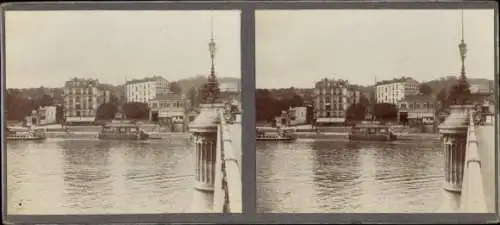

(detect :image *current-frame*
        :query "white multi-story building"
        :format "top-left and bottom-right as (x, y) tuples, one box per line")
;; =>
(470, 83), (493, 94)
(375, 77), (419, 105)
(125, 76), (170, 103)
(63, 78), (111, 123)
(219, 80), (240, 93)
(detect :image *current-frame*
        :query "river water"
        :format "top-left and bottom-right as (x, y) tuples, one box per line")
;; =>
(256, 137), (447, 213)
(6, 135), (194, 214)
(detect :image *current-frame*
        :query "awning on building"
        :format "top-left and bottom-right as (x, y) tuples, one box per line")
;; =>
(316, 117), (345, 123)
(159, 111), (184, 118)
(408, 112), (434, 119)
(66, 117), (95, 122)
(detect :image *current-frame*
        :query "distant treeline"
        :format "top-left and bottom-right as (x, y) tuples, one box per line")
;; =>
(256, 76), (493, 124)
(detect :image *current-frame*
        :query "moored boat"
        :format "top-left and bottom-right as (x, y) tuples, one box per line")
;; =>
(256, 128), (296, 141)
(6, 126), (47, 141)
(348, 121), (397, 141)
(98, 121), (149, 140)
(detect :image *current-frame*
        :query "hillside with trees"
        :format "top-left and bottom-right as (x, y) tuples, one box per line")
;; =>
(255, 76), (493, 124)
(355, 77), (493, 101)
(174, 75), (240, 94)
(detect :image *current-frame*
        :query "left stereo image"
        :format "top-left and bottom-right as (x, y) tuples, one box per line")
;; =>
(3, 9), (242, 214)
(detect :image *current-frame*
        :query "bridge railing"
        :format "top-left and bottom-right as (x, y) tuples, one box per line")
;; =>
(459, 112), (487, 212)
(213, 112), (242, 213)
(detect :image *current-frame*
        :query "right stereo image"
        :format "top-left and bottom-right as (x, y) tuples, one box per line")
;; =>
(254, 9), (496, 213)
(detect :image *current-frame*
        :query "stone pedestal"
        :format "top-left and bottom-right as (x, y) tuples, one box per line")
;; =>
(438, 105), (469, 193)
(188, 106), (220, 212)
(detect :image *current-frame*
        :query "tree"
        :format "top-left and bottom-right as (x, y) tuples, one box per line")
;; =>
(96, 103), (119, 120)
(287, 94), (304, 107)
(256, 89), (281, 123)
(372, 103), (398, 121)
(169, 82), (182, 94)
(419, 83), (433, 95)
(109, 94), (120, 106)
(346, 103), (367, 122)
(5, 89), (37, 121)
(436, 88), (448, 110)
(122, 102), (150, 120)
(187, 87), (199, 109)
(255, 88), (308, 124)
(35, 94), (54, 107)
(368, 89), (377, 104)
(358, 94), (370, 108)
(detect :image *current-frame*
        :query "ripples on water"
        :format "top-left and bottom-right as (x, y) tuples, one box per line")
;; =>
(7, 135), (194, 214)
(257, 138), (445, 213)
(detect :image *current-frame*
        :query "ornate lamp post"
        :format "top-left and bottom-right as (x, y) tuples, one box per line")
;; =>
(189, 15), (223, 212)
(438, 10), (471, 193)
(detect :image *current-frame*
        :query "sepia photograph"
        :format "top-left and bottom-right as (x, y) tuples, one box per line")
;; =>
(255, 9), (496, 213)
(4, 10), (242, 214)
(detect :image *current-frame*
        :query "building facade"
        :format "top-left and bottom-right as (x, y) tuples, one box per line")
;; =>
(470, 83), (493, 94)
(313, 78), (361, 125)
(376, 77), (419, 105)
(148, 94), (190, 132)
(125, 76), (170, 103)
(219, 80), (241, 93)
(397, 94), (440, 126)
(39, 106), (57, 125)
(63, 78), (111, 123)
(288, 106), (307, 126)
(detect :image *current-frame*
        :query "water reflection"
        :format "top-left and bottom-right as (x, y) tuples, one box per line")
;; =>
(309, 140), (363, 212)
(60, 140), (112, 212)
(7, 135), (194, 214)
(256, 140), (318, 213)
(257, 138), (446, 213)
(7, 140), (66, 214)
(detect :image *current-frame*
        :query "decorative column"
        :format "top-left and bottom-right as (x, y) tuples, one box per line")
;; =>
(188, 106), (220, 212)
(438, 105), (469, 192)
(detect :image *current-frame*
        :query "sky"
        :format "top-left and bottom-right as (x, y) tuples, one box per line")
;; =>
(5, 10), (241, 89)
(256, 9), (495, 89)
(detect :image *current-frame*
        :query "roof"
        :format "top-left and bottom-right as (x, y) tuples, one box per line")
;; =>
(64, 78), (99, 87)
(314, 78), (358, 89)
(103, 122), (140, 127)
(354, 123), (390, 128)
(125, 76), (167, 85)
(7, 126), (30, 131)
(376, 77), (418, 86)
